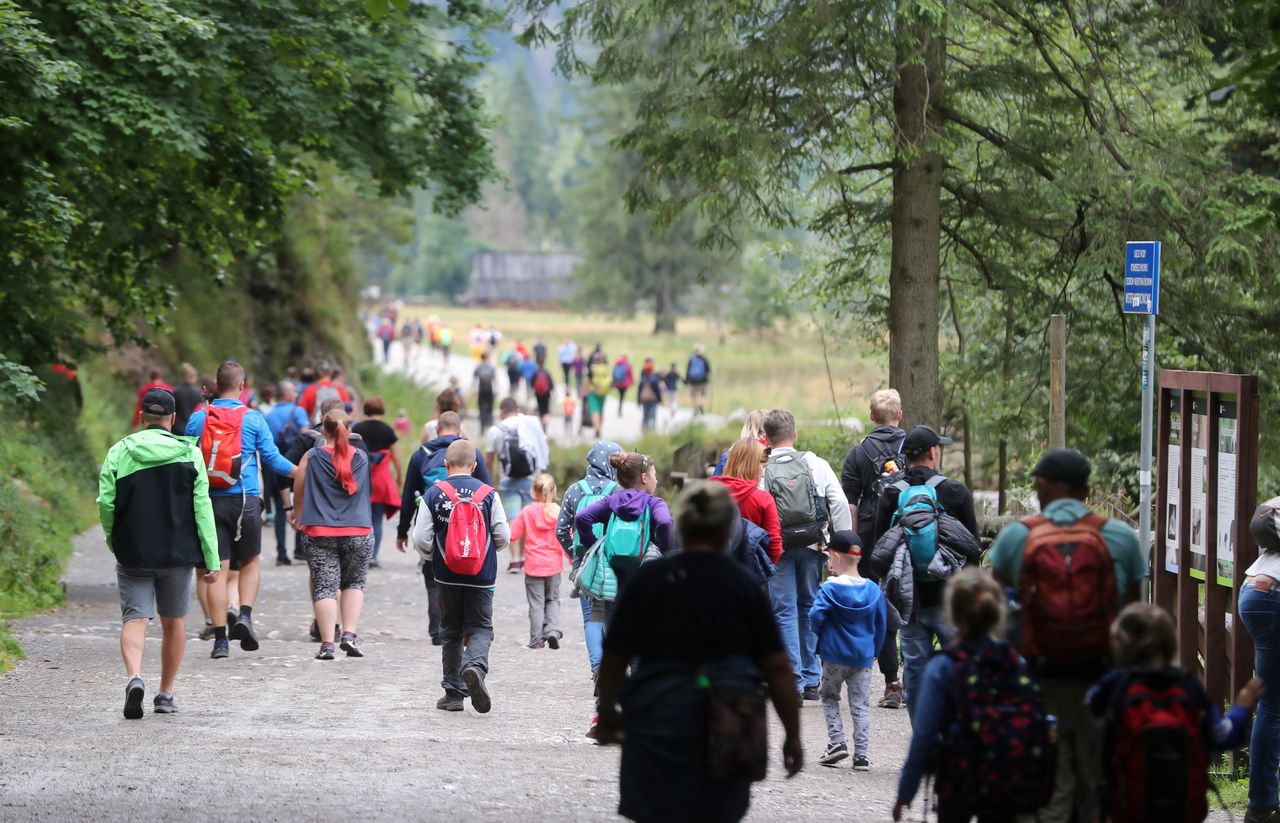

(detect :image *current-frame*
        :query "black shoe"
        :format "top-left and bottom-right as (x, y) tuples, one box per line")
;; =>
(1245, 808), (1280, 823)
(819, 742), (848, 767)
(315, 642), (335, 660)
(229, 614), (259, 651)
(852, 755), (870, 771)
(436, 694), (464, 712)
(431, 636), (443, 647)
(153, 694), (177, 714)
(211, 639), (229, 659)
(340, 632), (363, 658)
(802, 685), (820, 701)
(123, 677), (144, 720)
(462, 666), (491, 714)
(276, 556), (292, 566)
(310, 620), (321, 642)
(546, 634), (560, 650)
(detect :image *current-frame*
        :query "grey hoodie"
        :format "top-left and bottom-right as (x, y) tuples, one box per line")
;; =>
(556, 440), (622, 552)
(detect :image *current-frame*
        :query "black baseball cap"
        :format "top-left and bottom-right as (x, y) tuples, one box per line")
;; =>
(828, 530), (863, 555)
(141, 388), (176, 416)
(902, 425), (953, 455)
(1031, 448), (1092, 488)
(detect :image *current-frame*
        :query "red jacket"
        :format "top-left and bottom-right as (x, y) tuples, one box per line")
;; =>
(710, 475), (783, 563)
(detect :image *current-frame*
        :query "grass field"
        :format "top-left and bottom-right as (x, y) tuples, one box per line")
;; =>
(397, 305), (887, 424)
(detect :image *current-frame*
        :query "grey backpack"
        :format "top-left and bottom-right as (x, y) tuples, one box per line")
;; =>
(764, 451), (827, 549)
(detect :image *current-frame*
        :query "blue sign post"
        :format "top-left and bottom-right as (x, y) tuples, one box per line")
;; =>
(1125, 240), (1162, 577)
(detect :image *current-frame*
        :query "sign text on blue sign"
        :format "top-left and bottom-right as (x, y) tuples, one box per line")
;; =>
(1123, 240), (1161, 315)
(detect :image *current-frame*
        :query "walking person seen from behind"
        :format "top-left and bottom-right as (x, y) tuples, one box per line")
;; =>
(98, 388), (221, 718)
(510, 473), (565, 650)
(1091, 603), (1262, 823)
(594, 482), (803, 823)
(872, 424), (981, 717)
(811, 531), (886, 771)
(988, 447), (1145, 823)
(291, 409), (374, 660)
(894, 569), (1057, 823)
(685, 344), (711, 415)
(839, 388), (907, 709)
(761, 408), (853, 699)
(186, 359), (298, 659)
(485, 397), (550, 573)
(412, 440), (510, 714)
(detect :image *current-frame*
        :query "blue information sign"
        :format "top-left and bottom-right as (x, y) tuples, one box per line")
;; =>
(1123, 240), (1161, 315)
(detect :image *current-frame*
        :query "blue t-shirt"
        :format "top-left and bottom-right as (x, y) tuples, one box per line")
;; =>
(186, 398), (296, 497)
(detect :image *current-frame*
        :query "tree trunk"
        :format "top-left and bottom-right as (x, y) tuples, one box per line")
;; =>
(997, 298), (1014, 514)
(653, 266), (677, 334)
(888, 6), (946, 429)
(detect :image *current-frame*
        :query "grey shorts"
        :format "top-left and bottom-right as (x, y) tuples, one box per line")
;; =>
(117, 565), (194, 623)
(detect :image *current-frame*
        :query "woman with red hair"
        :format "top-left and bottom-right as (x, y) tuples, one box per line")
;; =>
(292, 410), (373, 660)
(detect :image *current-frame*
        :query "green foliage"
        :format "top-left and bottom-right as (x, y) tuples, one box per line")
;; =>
(2, 0), (494, 379)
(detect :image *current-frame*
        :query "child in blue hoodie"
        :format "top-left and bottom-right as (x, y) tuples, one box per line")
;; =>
(810, 530), (886, 770)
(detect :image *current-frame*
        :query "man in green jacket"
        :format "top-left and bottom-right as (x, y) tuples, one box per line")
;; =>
(98, 388), (220, 719)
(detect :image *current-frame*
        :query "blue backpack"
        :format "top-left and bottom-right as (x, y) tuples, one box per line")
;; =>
(421, 443), (449, 487)
(603, 508), (651, 571)
(687, 355), (708, 382)
(572, 479), (618, 556)
(892, 475), (945, 573)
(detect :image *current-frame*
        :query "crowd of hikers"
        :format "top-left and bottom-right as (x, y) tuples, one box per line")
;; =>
(370, 305), (712, 437)
(98, 351), (1280, 823)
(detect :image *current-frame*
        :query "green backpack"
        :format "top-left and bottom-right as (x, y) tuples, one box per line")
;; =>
(764, 451), (827, 549)
(603, 507), (651, 571)
(572, 479), (618, 557)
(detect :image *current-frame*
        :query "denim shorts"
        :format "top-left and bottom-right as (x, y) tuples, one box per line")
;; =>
(117, 565), (194, 622)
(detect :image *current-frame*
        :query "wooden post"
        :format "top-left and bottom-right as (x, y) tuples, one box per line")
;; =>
(1049, 314), (1066, 449)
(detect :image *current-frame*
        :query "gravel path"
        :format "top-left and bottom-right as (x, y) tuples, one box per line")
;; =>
(0, 526), (916, 822)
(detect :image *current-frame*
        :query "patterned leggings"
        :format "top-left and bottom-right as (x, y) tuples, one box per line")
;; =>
(306, 534), (374, 602)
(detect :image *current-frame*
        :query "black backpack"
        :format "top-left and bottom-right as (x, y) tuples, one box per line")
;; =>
(500, 422), (534, 480)
(859, 434), (906, 509)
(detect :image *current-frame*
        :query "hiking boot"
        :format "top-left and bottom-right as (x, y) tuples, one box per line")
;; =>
(229, 614), (259, 652)
(819, 743), (848, 767)
(436, 694), (464, 712)
(802, 685), (820, 701)
(546, 634), (560, 650)
(210, 639), (230, 659)
(852, 755), (870, 771)
(309, 620), (321, 642)
(198, 621), (215, 641)
(431, 636), (444, 647)
(276, 555), (292, 566)
(527, 638), (545, 650)
(462, 666), (491, 714)
(1245, 807), (1280, 823)
(585, 712), (600, 740)
(340, 632), (363, 658)
(315, 642), (335, 660)
(879, 681), (903, 709)
(123, 677), (145, 720)
(153, 694), (177, 714)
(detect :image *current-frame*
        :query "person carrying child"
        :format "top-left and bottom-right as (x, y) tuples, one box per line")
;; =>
(511, 473), (566, 649)
(894, 568), (1056, 823)
(411, 440), (510, 714)
(1089, 603), (1263, 823)
(810, 531), (886, 771)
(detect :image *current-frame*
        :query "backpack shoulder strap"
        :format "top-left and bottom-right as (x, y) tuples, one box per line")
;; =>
(1077, 512), (1108, 534)
(471, 484), (494, 504)
(437, 481), (458, 502)
(1020, 514), (1051, 530)
(926, 474), (945, 489)
(576, 479), (593, 495)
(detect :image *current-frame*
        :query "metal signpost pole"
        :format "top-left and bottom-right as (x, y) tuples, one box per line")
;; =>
(1124, 240), (1161, 569)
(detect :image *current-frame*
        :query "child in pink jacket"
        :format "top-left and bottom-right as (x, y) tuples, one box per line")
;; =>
(510, 474), (566, 648)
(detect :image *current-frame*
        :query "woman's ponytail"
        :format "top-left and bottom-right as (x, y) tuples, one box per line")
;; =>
(323, 410), (357, 496)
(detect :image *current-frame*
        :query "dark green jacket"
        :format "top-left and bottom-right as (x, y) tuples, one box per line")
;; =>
(97, 427), (219, 570)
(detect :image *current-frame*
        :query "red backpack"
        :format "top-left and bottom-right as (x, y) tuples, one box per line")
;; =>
(532, 369), (552, 397)
(1018, 513), (1117, 673)
(199, 406), (248, 491)
(438, 482), (494, 576)
(1101, 670), (1211, 823)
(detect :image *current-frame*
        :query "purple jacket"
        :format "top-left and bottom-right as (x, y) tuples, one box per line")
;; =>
(574, 489), (674, 555)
